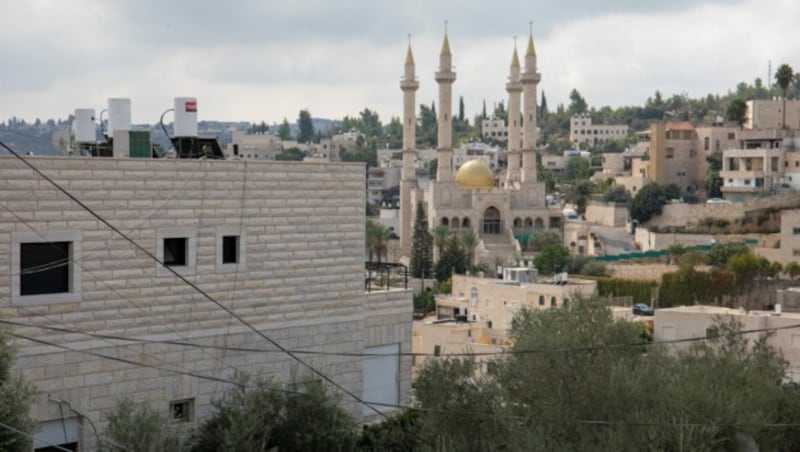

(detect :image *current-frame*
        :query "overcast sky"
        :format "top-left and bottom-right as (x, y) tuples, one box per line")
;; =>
(1, 0), (798, 125)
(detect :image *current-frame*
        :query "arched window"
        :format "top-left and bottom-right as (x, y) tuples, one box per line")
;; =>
(441, 217), (449, 227)
(513, 217), (522, 228)
(550, 297), (557, 307)
(451, 217), (460, 229)
(482, 207), (502, 235)
(534, 218), (544, 230)
(563, 298), (569, 308)
(462, 217), (470, 228)
(538, 296), (544, 306)
(524, 217), (533, 228)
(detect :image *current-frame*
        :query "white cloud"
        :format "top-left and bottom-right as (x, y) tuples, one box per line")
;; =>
(0, 0), (797, 125)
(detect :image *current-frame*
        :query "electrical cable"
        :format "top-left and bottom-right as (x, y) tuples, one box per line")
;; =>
(0, 140), (389, 419)
(0, 200), (253, 382)
(2, 314), (796, 358)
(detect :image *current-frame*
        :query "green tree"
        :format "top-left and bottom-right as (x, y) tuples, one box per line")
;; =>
(706, 242), (749, 267)
(296, 109), (314, 144)
(0, 327), (37, 452)
(431, 225), (450, 261)
(540, 90), (548, 117)
(385, 116), (402, 149)
(434, 233), (467, 281)
(104, 398), (179, 452)
(725, 97), (748, 127)
(190, 374), (356, 451)
(277, 118), (292, 140)
(775, 63), (795, 128)
(409, 203), (433, 279)
(533, 243), (569, 274)
(460, 229), (479, 268)
(628, 182), (668, 223)
(366, 220), (391, 263)
(602, 185), (629, 204)
(523, 230), (562, 252)
(458, 96), (465, 122)
(784, 261), (800, 279)
(275, 147), (304, 161)
(706, 151), (723, 199)
(563, 157), (591, 182)
(568, 89), (588, 114)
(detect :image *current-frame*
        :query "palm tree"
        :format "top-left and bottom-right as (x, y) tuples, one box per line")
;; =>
(460, 229), (479, 268)
(366, 220), (391, 263)
(431, 225), (450, 262)
(775, 63), (795, 128)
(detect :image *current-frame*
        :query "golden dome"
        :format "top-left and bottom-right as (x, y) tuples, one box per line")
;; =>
(455, 160), (495, 189)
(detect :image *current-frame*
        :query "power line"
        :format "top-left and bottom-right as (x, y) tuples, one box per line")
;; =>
(10, 328), (800, 434)
(0, 201), (246, 384)
(0, 140), (388, 419)
(3, 314), (797, 359)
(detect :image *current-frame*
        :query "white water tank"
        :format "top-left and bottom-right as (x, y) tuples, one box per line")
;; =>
(74, 109), (96, 143)
(174, 97), (198, 137)
(107, 98), (131, 140)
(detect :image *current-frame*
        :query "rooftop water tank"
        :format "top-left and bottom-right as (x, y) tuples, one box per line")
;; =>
(74, 109), (96, 143)
(107, 98), (131, 140)
(174, 97), (198, 137)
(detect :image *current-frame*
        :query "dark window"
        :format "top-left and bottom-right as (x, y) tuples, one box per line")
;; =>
(170, 399), (194, 423)
(21, 242), (70, 295)
(163, 238), (187, 266)
(433, 345), (441, 356)
(222, 236), (239, 264)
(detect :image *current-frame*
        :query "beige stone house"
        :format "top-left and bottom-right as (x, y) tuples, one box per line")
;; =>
(654, 305), (800, 381)
(0, 156), (412, 449)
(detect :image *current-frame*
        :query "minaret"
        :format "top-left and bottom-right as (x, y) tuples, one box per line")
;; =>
(505, 43), (523, 185)
(521, 27), (541, 183)
(399, 39), (419, 255)
(435, 26), (456, 181)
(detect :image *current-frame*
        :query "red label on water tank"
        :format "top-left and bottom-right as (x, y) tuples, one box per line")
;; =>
(185, 101), (197, 112)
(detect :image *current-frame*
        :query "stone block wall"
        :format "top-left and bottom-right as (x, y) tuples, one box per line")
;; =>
(0, 156), (395, 447)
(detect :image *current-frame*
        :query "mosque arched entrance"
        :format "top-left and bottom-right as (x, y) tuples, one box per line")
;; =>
(482, 206), (502, 235)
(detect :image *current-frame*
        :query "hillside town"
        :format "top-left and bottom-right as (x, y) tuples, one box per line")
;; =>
(3, 8), (800, 451)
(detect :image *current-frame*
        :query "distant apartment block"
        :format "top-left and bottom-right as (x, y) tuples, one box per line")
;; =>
(746, 99), (800, 130)
(569, 114), (628, 147)
(720, 148), (783, 201)
(482, 117), (509, 142)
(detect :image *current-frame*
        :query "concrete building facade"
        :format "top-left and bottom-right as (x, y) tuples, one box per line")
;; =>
(746, 99), (800, 130)
(0, 156), (412, 449)
(569, 114), (628, 148)
(398, 31), (561, 266)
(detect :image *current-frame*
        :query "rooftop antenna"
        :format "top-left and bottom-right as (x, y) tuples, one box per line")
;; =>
(529, 21), (533, 35)
(768, 60), (772, 88)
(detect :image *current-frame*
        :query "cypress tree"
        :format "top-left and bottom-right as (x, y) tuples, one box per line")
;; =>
(409, 203), (433, 278)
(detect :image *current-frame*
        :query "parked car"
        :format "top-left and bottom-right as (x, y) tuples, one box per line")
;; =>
(706, 197), (731, 205)
(632, 303), (654, 316)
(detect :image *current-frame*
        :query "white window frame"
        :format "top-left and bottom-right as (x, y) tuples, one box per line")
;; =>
(216, 227), (247, 273)
(11, 231), (81, 306)
(156, 227), (197, 277)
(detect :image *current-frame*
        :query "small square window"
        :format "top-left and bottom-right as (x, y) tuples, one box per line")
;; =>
(21, 242), (70, 295)
(163, 238), (187, 266)
(170, 399), (194, 423)
(222, 236), (239, 264)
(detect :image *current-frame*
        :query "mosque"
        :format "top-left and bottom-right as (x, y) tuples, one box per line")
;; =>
(398, 30), (562, 266)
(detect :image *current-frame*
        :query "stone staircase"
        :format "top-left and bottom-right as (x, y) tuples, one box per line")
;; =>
(477, 231), (521, 267)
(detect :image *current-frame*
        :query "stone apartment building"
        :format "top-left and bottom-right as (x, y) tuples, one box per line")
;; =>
(412, 270), (596, 373)
(0, 156), (412, 449)
(654, 305), (800, 381)
(569, 114), (628, 148)
(746, 99), (800, 130)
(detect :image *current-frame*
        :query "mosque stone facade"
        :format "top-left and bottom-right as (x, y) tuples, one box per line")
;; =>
(399, 31), (561, 266)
